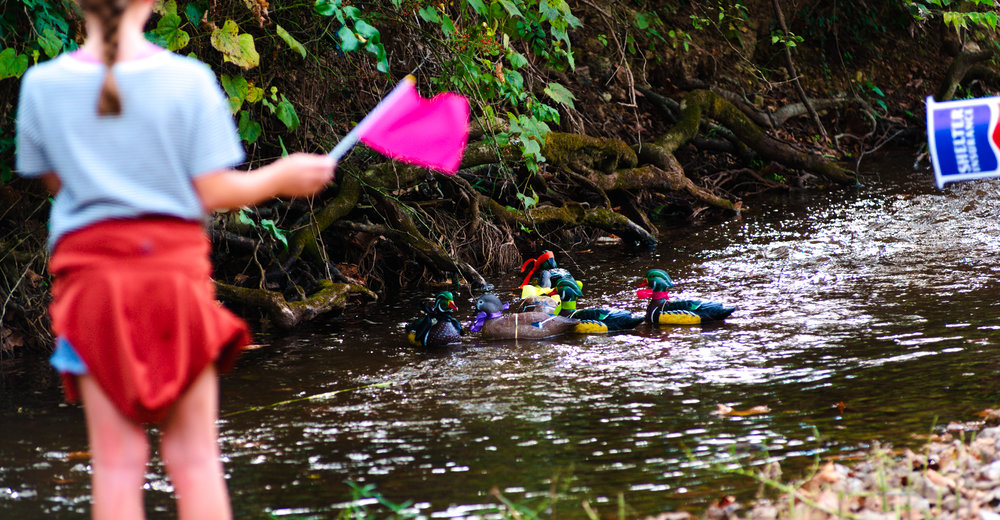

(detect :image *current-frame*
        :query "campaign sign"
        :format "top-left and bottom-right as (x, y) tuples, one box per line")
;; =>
(926, 95), (1000, 189)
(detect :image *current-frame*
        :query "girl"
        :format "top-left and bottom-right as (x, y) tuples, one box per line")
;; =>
(15, 0), (335, 518)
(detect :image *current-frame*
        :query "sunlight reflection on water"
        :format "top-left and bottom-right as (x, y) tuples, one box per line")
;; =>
(5, 154), (1000, 518)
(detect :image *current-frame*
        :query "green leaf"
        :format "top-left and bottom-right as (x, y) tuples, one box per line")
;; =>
(418, 6), (440, 23)
(38, 28), (63, 58)
(220, 74), (249, 112)
(184, 3), (205, 25)
(354, 19), (379, 39)
(516, 189), (538, 209)
(507, 51), (528, 69)
(338, 26), (360, 52)
(210, 20), (259, 69)
(145, 30), (169, 47)
(159, 0), (179, 16)
(466, 0), (487, 15)
(498, 0), (523, 18)
(0, 48), (29, 80)
(440, 14), (456, 36)
(543, 82), (575, 108)
(246, 85), (264, 103)
(237, 110), (261, 144)
(259, 219), (288, 250)
(237, 208), (255, 226)
(274, 94), (300, 132)
(522, 138), (541, 156)
(313, 0), (342, 18)
(156, 12), (189, 51)
(635, 12), (650, 30)
(276, 24), (307, 58)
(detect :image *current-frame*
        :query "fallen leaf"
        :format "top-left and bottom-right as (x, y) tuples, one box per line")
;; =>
(925, 468), (956, 490)
(66, 451), (90, 461)
(714, 404), (771, 416)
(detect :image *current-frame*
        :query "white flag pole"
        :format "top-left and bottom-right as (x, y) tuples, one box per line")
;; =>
(329, 75), (416, 162)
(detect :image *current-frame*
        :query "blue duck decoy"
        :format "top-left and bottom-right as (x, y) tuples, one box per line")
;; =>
(469, 293), (578, 340)
(551, 278), (644, 333)
(406, 291), (463, 347)
(638, 269), (735, 325)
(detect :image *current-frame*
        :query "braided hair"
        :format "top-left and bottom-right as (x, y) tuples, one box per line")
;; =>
(78, 0), (131, 115)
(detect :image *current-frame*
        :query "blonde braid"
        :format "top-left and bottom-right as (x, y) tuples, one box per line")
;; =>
(80, 0), (129, 115)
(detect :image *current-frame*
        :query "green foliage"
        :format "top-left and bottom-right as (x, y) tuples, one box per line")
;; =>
(337, 481), (418, 519)
(0, 48), (30, 80)
(858, 79), (889, 113)
(276, 24), (307, 58)
(150, 0), (190, 52)
(314, 0), (389, 72)
(770, 29), (804, 48)
(410, 0), (579, 176)
(908, 0), (1000, 33)
(237, 209), (289, 250)
(211, 19), (260, 69)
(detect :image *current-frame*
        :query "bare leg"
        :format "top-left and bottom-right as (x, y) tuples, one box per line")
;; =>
(159, 366), (233, 520)
(79, 375), (150, 520)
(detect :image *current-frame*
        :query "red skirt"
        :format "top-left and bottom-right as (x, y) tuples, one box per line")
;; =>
(48, 218), (250, 424)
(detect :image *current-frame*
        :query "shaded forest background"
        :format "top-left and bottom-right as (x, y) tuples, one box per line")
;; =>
(1, 0), (998, 363)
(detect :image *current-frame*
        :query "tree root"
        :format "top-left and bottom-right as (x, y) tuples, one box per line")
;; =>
(657, 89), (856, 185)
(936, 48), (995, 101)
(483, 197), (655, 247)
(216, 279), (376, 330)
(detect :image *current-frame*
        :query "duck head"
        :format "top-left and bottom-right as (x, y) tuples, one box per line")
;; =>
(475, 293), (506, 314)
(555, 278), (583, 303)
(642, 269), (674, 290)
(637, 269), (674, 299)
(433, 291), (458, 313)
(518, 250), (557, 287)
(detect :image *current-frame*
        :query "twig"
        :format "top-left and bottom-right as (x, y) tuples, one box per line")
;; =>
(771, 0), (828, 142)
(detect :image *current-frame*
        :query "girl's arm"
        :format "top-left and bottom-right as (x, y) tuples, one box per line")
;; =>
(41, 172), (61, 194)
(193, 153), (335, 211)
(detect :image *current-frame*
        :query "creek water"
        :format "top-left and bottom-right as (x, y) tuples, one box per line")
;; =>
(3, 149), (1000, 519)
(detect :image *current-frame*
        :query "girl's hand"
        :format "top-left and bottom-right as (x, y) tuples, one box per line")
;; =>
(194, 153), (336, 211)
(273, 153), (336, 197)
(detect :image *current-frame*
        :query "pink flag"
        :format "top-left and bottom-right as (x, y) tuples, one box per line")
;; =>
(357, 77), (470, 174)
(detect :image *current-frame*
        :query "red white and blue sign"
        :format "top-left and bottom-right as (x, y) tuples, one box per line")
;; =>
(926, 95), (1000, 189)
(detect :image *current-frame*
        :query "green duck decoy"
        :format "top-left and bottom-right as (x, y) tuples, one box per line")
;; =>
(469, 293), (579, 340)
(406, 291), (463, 347)
(518, 250), (580, 291)
(638, 269), (736, 325)
(552, 278), (645, 333)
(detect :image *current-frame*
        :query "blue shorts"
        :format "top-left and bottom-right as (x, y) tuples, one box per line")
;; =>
(50, 337), (89, 375)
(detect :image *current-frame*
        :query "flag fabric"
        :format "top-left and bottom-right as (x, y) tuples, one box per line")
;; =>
(331, 76), (470, 174)
(926, 95), (1000, 189)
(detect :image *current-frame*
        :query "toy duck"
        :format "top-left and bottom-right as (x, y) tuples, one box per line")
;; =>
(469, 293), (579, 340)
(638, 269), (736, 325)
(406, 291), (463, 347)
(509, 283), (561, 315)
(552, 278), (644, 333)
(519, 250), (580, 291)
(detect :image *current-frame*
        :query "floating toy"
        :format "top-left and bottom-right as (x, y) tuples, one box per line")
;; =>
(405, 291), (462, 347)
(552, 278), (644, 333)
(469, 293), (578, 340)
(638, 269), (735, 325)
